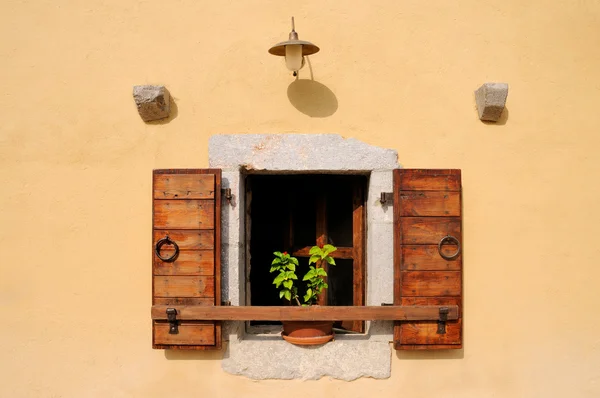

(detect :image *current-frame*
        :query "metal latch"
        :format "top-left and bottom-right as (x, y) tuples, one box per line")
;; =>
(437, 307), (449, 334)
(380, 192), (393, 205)
(166, 308), (179, 334)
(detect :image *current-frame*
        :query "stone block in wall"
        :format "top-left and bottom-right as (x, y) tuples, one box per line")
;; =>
(133, 85), (171, 122)
(475, 83), (508, 122)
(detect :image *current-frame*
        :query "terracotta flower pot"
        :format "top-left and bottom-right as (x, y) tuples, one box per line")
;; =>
(281, 321), (334, 346)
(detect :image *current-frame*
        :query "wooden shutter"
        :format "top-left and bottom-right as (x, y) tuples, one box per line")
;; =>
(152, 169), (221, 349)
(393, 169), (462, 350)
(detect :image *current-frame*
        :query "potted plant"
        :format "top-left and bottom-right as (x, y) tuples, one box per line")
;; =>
(270, 244), (337, 345)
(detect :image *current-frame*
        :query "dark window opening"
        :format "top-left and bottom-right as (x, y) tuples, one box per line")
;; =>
(246, 174), (367, 333)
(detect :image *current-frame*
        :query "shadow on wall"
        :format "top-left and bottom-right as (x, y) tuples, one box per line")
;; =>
(164, 348), (224, 360)
(395, 348), (464, 360)
(287, 79), (338, 117)
(286, 57), (338, 118)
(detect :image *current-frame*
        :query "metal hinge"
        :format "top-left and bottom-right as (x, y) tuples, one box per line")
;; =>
(166, 308), (179, 334)
(437, 307), (449, 334)
(221, 188), (233, 204)
(380, 192), (393, 205)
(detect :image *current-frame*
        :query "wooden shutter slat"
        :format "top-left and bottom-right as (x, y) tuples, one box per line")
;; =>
(400, 297), (461, 345)
(153, 322), (216, 345)
(152, 169), (221, 350)
(153, 200), (215, 230)
(154, 173), (215, 199)
(153, 297), (215, 306)
(153, 276), (215, 298)
(153, 250), (215, 276)
(400, 217), (461, 245)
(401, 245), (461, 270)
(399, 191), (461, 217)
(153, 230), (214, 250)
(400, 271), (461, 296)
(394, 169), (463, 350)
(398, 169), (461, 191)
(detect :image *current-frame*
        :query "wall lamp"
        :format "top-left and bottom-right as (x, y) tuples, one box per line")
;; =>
(269, 17), (320, 76)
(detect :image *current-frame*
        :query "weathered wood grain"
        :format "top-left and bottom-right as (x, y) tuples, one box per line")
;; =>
(393, 170), (403, 308)
(152, 169), (222, 350)
(292, 246), (353, 259)
(393, 169), (463, 350)
(153, 173), (215, 199)
(153, 250), (215, 276)
(396, 297), (462, 346)
(399, 191), (461, 217)
(398, 321), (461, 345)
(347, 183), (366, 333)
(153, 230), (214, 250)
(401, 271), (461, 297)
(153, 276), (215, 298)
(401, 297), (462, 314)
(150, 305), (459, 321)
(401, 245), (461, 270)
(153, 200), (215, 230)
(316, 193), (328, 306)
(398, 169), (461, 191)
(153, 322), (215, 345)
(153, 297), (215, 306)
(400, 217), (461, 244)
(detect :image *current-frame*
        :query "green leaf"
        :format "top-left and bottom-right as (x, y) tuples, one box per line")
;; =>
(322, 244), (337, 256)
(303, 269), (316, 281)
(283, 280), (293, 289)
(284, 290), (291, 301)
(309, 246), (321, 255)
(287, 263), (296, 271)
(326, 256), (336, 265)
(279, 290), (285, 299)
(273, 251), (282, 258)
(308, 255), (320, 265)
(316, 268), (327, 276)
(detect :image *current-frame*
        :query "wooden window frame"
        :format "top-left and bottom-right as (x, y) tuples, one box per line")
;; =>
(244, 174), (366, 333)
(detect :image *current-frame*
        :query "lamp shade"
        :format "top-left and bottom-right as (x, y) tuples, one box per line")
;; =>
(285, 44), (303, 71)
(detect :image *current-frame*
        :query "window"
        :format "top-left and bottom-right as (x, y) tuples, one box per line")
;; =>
(245, 174), (366, 332)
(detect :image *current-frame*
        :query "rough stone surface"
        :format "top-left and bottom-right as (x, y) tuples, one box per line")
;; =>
(365, 170), (395, 341)
(132, 85), (170, 121)
(209, 134), (398, 171)
(209, 134), (398, 380)
(222, 339), (392, 381)
(475, 82), (508, 122)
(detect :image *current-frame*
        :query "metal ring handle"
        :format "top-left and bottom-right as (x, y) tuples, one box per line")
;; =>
(438, 235), (461, 260)
(155, 236), (179, 262)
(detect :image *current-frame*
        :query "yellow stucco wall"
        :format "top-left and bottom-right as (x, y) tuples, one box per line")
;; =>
(1, 0), (600, 396)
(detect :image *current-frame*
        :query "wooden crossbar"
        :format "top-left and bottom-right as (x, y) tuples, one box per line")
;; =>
(151, 305), (459, 321)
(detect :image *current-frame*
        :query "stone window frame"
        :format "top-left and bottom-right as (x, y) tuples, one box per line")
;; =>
(209, 134), (398, 380)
